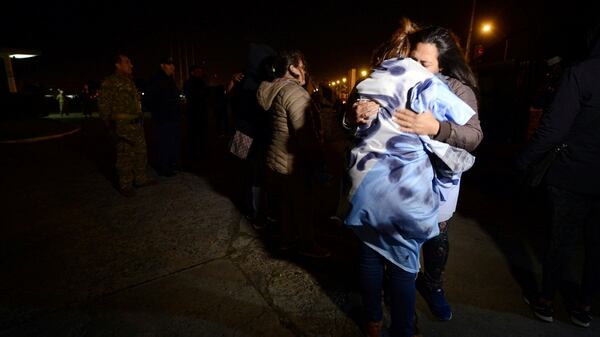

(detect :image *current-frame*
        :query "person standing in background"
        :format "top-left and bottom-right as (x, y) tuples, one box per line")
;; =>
(517, 23), (600, 329)
(256, 49), (330, 258)
(98, 54), (156, 197)
(57, 89), (66, 116)
(183, 64), (208, 165)
(146, 56), (183, 177)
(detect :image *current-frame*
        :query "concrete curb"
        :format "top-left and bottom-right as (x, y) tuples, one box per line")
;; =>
(0, 127), (81, 144)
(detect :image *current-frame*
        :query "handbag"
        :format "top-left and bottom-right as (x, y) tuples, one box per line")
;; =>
(229, 130), (253, 159)
(525, 143), (567, 187)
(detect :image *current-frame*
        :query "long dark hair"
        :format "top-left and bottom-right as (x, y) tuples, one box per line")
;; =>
(409, 26), (478, 91)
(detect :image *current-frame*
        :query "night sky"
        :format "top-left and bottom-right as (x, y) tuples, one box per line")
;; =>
(0, 0), (592, 93)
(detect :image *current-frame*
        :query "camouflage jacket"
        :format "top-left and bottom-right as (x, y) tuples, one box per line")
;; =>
(98, 73), (142, 121)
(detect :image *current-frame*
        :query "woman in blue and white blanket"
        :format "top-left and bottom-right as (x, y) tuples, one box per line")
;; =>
(344, 19), (482, 337)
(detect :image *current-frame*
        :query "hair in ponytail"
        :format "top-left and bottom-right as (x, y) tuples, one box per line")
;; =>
(370, 18), (420, 67)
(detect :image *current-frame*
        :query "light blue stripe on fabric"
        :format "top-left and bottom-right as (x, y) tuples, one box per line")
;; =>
(346, 151), (440, 242)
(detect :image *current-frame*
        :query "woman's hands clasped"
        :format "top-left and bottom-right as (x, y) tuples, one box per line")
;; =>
(350, 100), (440, 136)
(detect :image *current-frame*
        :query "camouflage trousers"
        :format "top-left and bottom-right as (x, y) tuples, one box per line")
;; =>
(114, 121), (150, 189)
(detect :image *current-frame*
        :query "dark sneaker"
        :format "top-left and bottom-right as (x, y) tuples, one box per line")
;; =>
(416, 276), (452, 321)
(570, 309), (591, 328)
(118, 186), (136, 198)
(523, 294), (554, 323)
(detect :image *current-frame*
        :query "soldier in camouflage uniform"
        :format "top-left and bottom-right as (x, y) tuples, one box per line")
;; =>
(98, 54), (155, 197)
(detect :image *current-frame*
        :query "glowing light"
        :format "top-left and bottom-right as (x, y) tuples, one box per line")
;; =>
(9, 54), (38, 59)
(342, 78), (347, 83)
(481, 23), (493, 34)
(360, 70), (368, 77)
(336, 80), (340, 84)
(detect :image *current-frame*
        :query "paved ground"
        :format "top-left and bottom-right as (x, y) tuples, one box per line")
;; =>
(0, 116), (597, 337)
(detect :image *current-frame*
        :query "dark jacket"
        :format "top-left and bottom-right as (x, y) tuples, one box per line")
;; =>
(231, 43), (276, 143)
(516, 39), (600, 195)
(147, 71), (181, 123)
(183, 76), (207, 122)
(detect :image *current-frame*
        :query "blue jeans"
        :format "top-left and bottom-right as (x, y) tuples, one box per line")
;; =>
(359, 242), (416, 337)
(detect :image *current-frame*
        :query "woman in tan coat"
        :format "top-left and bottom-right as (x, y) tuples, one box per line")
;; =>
(256, 49), (329, 258)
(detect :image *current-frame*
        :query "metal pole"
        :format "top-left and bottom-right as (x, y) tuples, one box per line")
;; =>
(465, 0), (477, 62)
(349, 68), (357, 90)
(2, 53), (18, 93)
(184, 39), (189, 79)
(178, 39), (184, 88)
(191, 43), (195, 66)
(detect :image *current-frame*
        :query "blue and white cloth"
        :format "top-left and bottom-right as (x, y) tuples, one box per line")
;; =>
(345, 58), (475, 272)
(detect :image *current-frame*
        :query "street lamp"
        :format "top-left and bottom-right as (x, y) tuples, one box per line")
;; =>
(478, 21), (512, 61)
(467, 20), (495, 61)
(0, 49), (40, 93)
(481, 23), (492, 34)
(9, 54), (38, 59)
(464, 1), (501, 62)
